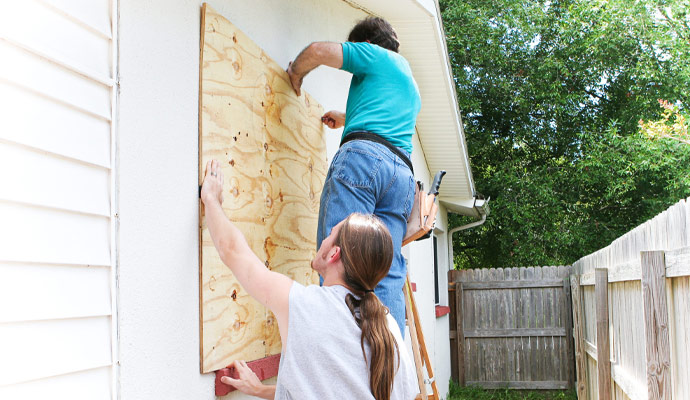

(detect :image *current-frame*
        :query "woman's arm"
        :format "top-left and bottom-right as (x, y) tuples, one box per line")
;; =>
(201, 160), (291, 341)
(220, 360), (276, 400)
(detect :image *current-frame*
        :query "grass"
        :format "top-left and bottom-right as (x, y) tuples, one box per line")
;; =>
(447, 381), (578, 400)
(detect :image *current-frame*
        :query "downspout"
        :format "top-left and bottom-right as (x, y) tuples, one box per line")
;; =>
(447, 199), (488, 270)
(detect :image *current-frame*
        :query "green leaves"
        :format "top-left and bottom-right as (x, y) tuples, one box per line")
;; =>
(442, 0), (690, 269)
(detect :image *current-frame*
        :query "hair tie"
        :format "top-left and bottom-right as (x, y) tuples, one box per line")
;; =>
(364, 289), (375, 293)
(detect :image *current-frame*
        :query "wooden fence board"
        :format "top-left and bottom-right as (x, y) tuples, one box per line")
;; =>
(489, 268), (501, 382)
(612, 362), (646, 400)
(448, 281), (458, 383)
(570, 199), (689, 399)
(480, 268), (490, 383)
(455, 282), (465, 385)
(563, 274), (575, 388)
(670, 276), (690, 399)
(596, 268), (612, 400)
(640, 251), (672, 400)
(461, 279), (565, 290)
(465, 381), (569, 390)
(199, 4), (326, 372)
(463, 328), (566, 338)
(665, 247), (690, 278)
(450, 266), (572, 390)
(531, 266), (542, 383)
(571, 274), (588, 399)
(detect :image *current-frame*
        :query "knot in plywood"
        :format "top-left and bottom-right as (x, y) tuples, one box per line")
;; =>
(199, 4), (326, 373)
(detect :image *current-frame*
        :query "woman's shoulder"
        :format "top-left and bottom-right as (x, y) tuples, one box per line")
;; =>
(289, 283), (351, 308)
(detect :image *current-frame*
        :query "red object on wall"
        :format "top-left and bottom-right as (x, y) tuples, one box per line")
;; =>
(215, 354), (281, 396)
(435, 305), (450, 318)
(410, 282), (417, 292)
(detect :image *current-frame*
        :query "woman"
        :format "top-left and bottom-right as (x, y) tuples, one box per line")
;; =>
(201, 160), (416, 399)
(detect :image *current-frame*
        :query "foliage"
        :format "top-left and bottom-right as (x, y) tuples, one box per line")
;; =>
(448, 381), (577, 400)
(640, 99), (690, 144)
(441, 0), (690, 269)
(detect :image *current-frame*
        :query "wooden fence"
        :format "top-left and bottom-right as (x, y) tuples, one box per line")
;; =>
(570, 197), (690, 400)
(448, 266), (574, 389)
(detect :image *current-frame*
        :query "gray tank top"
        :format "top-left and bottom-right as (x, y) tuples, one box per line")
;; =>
(274, 283), (417, 399)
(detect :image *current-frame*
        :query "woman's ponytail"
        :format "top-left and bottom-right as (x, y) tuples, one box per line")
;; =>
(346, 292), (399, 400)
(337, 214), (398, 400)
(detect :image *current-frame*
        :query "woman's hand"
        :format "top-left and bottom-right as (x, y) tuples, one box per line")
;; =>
(321, 110), (345, 129)
(220, 360), (276, 399)
(201, 159), (224, 206)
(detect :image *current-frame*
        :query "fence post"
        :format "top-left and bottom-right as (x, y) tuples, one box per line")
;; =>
(640, 251), (673, 400)
(562, 275), (575, 389)
(455, 280), (466, 386)
(571, 274), (588, 399)
(448, 276), (458, 382)
(595, 268), (612, 400)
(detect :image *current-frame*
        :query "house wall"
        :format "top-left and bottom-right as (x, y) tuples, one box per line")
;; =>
(404, 134), (452, 398)
(0, 0), (455, 397)
(117, 0), (432, 399)
(0, 0), (116, 398)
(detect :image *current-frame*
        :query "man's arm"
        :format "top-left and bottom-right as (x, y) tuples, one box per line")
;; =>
(287, 42), (343, 96)
(201, 160), (291, 340)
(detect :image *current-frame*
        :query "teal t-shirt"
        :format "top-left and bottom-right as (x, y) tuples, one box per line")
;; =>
(340, 42), (421, 154)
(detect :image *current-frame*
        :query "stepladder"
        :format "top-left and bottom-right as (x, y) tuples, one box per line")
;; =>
(405, 276), (440, 400)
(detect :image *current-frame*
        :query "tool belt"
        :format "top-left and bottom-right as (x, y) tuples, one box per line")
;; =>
(339, 131), (414, 174)
(338, 131), (444, 247)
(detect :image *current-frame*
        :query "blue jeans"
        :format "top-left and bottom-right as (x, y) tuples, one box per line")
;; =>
(317, 139), (415, 336)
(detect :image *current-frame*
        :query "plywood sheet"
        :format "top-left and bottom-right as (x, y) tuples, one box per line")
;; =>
(199, 4), (326, 373)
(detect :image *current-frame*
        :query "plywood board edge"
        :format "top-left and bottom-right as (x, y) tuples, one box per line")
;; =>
(198, 2), (208, 374)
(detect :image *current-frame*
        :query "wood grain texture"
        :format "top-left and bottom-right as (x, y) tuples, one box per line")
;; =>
(640, 251), (672, 400)
(665, 246), (690, 278)
(563, 275), (576, 389)
(464, 380), (568, 390)
(455, 282), (465, 385)
(596, 268), (612, 400)
(570, 198), (690, 399)
(448, 283), (459, 383)
(199, 4), (325, 373)
(452, 266), (572, 390)
(670, 276), (690, 399)
(612, 362), (647, 400)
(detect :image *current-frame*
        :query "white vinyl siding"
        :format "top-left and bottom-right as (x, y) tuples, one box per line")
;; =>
(0, 0), (116, 398)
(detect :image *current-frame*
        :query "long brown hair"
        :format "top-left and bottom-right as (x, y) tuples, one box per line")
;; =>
(336, 213), (399, 400)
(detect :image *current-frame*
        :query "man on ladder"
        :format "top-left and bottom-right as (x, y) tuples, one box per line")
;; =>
(288, 22), (441, 396)
(286, 16), (420, 337)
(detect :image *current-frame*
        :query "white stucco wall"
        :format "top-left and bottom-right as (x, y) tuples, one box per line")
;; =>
(404, 132), (452, 398)
(117, 0), (369, 399)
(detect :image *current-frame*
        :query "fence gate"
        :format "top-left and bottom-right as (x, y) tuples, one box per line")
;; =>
(449, 266), (574, 390)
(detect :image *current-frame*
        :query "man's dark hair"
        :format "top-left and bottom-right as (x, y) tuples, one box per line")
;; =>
(347, 17), (399, 53)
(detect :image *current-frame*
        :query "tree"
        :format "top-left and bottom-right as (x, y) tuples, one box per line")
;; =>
(441, 0), (690, 269)
(640, 99), (689, 145)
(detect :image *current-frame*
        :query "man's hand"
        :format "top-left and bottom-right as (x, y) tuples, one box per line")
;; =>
(201, 159), (224, 205)
(287, 42), (343, 97)
(220, 360), (276, 399)
(321, 110), (346, 129)
(286, 61), (304, 96)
